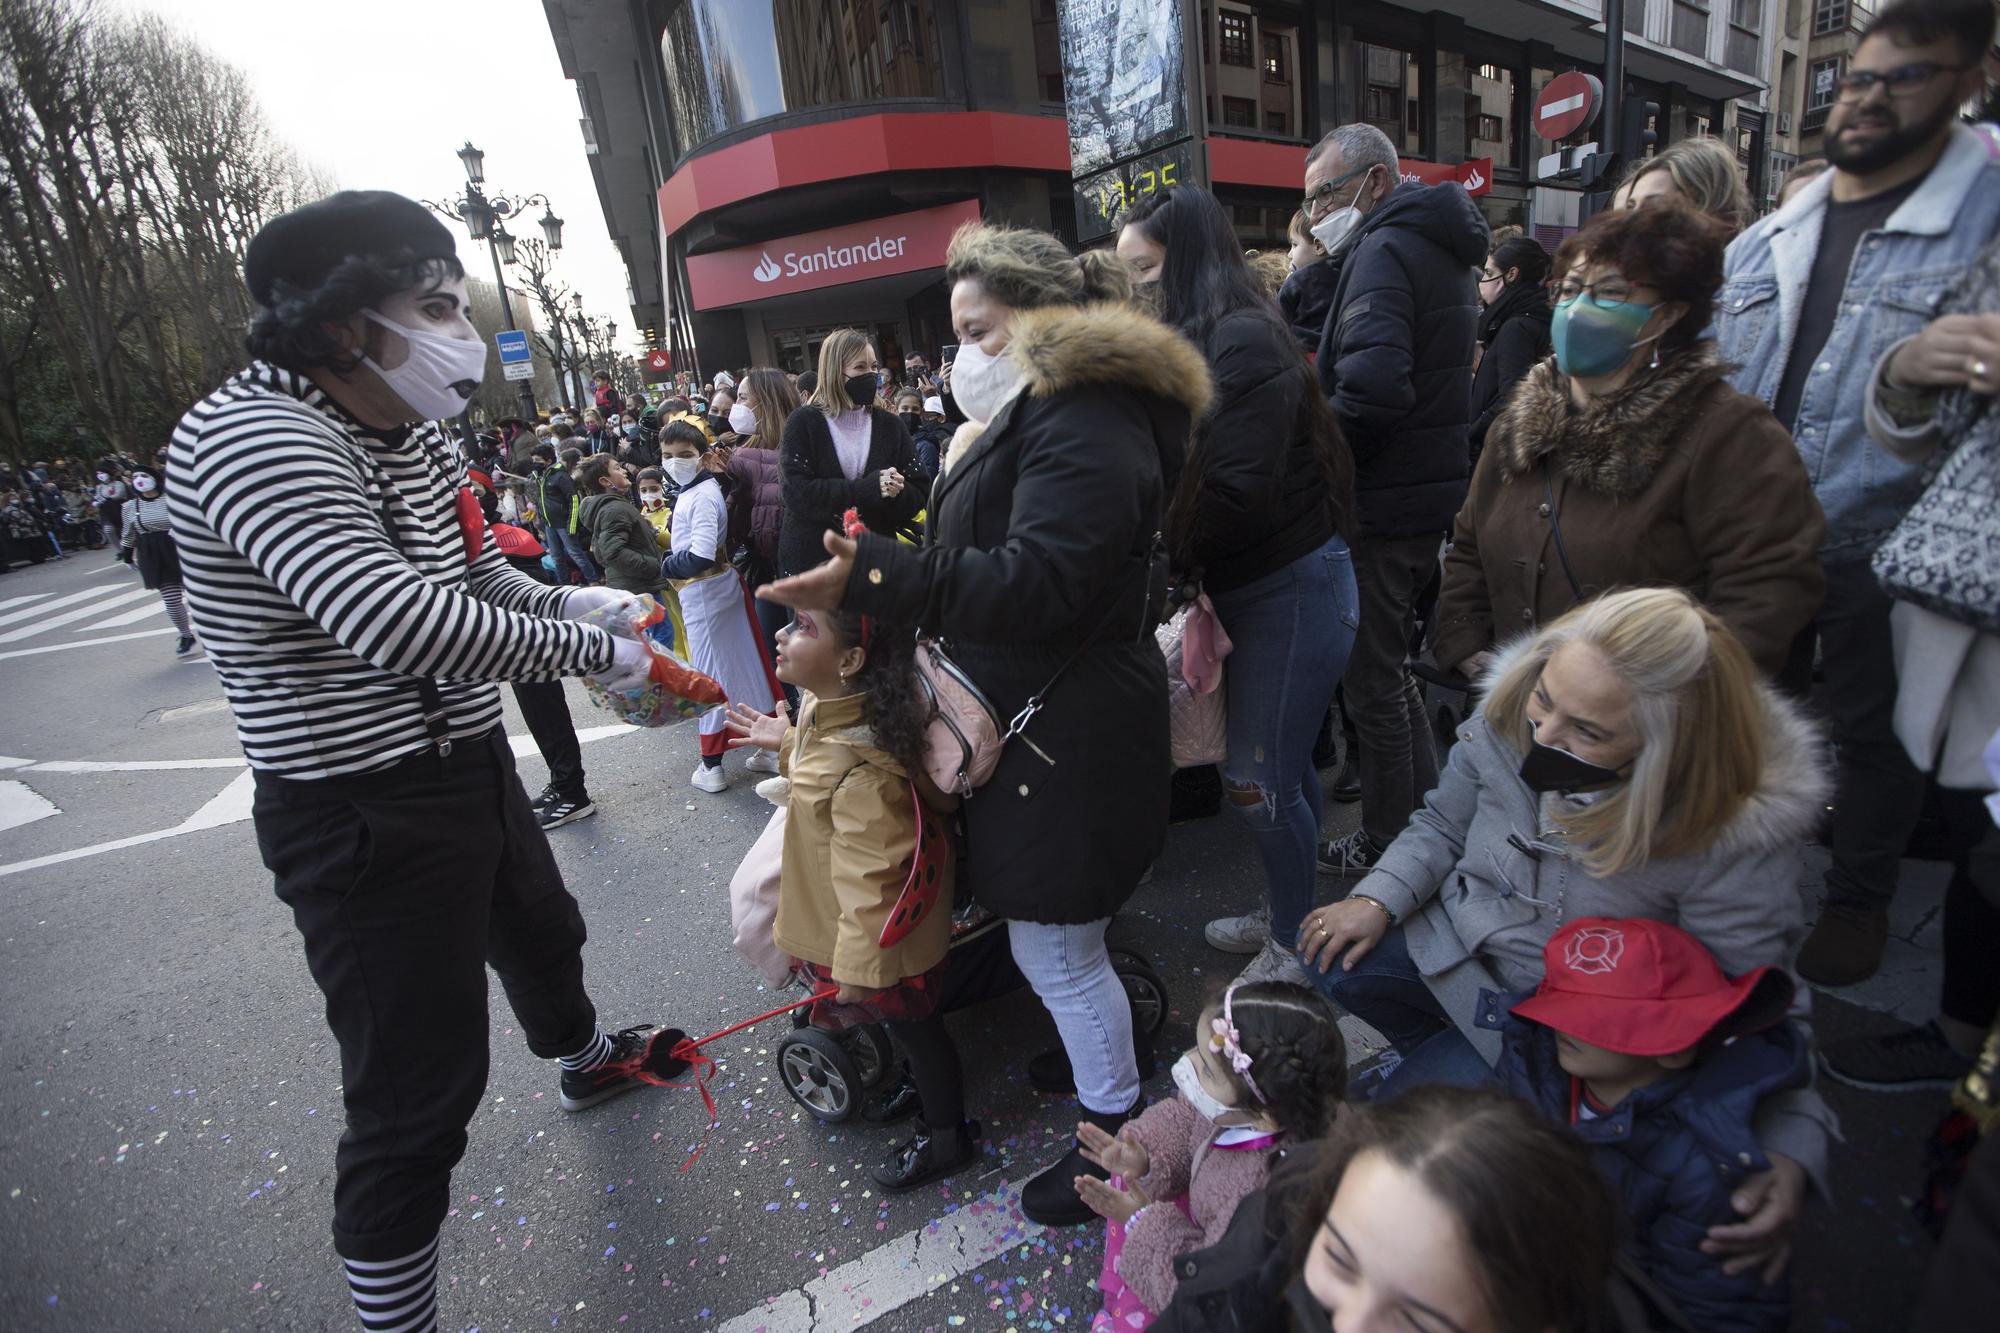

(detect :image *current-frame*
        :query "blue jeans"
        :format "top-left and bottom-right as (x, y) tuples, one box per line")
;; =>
(1208, 535), (1359, 946)
(1007, 918), (1139, 1115)
(1297, 925), (1492, 1095)
(547, 524), (599, 585)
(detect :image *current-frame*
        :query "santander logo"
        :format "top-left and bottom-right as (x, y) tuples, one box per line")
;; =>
(753, 251), (782, 283)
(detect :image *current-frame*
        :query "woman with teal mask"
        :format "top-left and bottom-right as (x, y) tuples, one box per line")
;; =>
(1432, 203), (1826, 683)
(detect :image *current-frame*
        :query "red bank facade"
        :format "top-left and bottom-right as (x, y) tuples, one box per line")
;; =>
(545, 1), (1766, 381)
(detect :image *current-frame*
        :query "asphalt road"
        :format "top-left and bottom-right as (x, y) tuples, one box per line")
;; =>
(0, 549), (1957, 1332)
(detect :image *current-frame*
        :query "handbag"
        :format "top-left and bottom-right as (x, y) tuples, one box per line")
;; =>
(1156, 596), (1231, 769)
(1872, 418), (2000, 633)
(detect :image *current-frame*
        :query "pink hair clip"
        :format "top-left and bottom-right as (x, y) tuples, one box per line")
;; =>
(1209, 983), (1266, 1104)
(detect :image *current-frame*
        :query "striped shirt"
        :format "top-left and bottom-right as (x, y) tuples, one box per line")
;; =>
(119, 493), (172, 544)
(167, 362), (615, 778)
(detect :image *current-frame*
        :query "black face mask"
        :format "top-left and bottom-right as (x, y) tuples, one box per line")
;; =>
(1518, 732), (1626, 794)
(1283, 1277), (1334, 1333)
(898, 410), (921, 431)
(844, 372), (879, 408)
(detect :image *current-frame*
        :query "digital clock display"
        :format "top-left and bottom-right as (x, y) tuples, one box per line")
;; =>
(1073, 140), (1196, 243)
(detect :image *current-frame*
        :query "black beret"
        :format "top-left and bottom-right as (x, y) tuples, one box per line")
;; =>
(243, 190), (459, 307)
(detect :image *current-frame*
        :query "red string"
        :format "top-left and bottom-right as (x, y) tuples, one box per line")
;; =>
(610, 985), (839, 1128)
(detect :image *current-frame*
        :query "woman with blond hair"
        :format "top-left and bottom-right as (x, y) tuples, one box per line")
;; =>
(763, 220), (1211, 1227)
(776, 327), (928, 576)
(1615, 136), (1757, 234)
(1296, 587), (1836, 1281)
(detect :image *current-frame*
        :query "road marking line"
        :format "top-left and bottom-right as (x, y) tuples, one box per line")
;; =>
(0, 780), (60, 833)
(717, 1178), (1044, 1333)
(0, 756), (33, 770)
(0, 591), (59, 614)
(93, 600), (171, 628)
(157, 699), (232, 723)
(0, 587), (89, 629)
(27, 758), (248, 772)
(0, 627), (176, 661)
(0, 586), (156, 643)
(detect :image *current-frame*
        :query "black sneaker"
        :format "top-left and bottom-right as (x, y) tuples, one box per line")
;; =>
(1317, 827), (1381, 878)
(1020, 1101), (1138, 1226)
(529, 783), (561, 813)
(175, 635), (197, 656)
(1820, 1022), (1974, 1092)
(869, 1119), (981, 1193)
(538, 793), (597, 830)
(558, 1025), (689, 1111)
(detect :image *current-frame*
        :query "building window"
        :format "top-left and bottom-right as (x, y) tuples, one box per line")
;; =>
(1222, 95), (1257, 127)
(1365, 85), (1398, 124)
(1805, 54), (1844, 131)
(1475, 63), (1503, 82)
(1670, 1), (1710, 57)
(1265, 108), (1287, 134)
(1474, 113), (1504, 142)
(1813, 0), (1848, 35)
(1262, 30), (1286, 80)
(1219, 12), (1252, 67)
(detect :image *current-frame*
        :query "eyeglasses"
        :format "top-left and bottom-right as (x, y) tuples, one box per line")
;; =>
(1302, 164), (1374, 215)
(1832, 61), (1969, 102)
(1553, 276), (1638, 308)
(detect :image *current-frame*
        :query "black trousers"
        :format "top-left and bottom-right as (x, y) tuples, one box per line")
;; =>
(1939, 786), (2000, 1030)
(252, 728), (598, 1261)
(511, 679), (587, 798)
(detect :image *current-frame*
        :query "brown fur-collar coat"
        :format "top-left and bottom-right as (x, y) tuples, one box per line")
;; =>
(1433, 346), (1826, 675)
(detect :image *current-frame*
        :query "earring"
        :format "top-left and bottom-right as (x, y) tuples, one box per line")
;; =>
(1649, 343), (1662, 371)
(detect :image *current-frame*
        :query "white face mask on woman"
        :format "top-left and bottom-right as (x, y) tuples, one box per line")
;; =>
(948, 342), (1021, 423)
(361, 309), (487, 421)
(728, 402), (756, 435)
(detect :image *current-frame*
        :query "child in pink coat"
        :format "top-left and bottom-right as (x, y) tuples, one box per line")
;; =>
(1074, 981), (1348, 1330)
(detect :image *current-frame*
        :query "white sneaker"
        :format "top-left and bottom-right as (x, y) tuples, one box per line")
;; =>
(1236, 939), (1312, 989)
(690, 763), (727, 793)
(1204, 905), (1270, 954)
(743, 749), (779, 774)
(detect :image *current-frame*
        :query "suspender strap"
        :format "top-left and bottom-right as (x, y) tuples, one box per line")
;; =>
(376, 484), (454, 759)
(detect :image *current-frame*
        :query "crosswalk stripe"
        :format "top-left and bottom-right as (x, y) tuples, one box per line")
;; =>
(0, 591), (59, 614)
(89, 600), (169, 629)
(0, 627), (174, 661)
(0, 586), (95, 630)
(0, 586), (155, 643)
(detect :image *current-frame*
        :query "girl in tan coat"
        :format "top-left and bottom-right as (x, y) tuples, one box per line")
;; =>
(725, 603), (971, 1193)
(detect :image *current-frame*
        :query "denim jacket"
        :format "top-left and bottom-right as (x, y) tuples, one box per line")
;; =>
(1714, 124), (2000, 559)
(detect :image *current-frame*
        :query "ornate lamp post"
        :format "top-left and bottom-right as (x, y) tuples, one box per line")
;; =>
(422, 142), (565, 423)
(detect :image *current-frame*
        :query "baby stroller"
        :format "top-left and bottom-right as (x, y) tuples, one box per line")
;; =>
(772, 904), (1171, 1123)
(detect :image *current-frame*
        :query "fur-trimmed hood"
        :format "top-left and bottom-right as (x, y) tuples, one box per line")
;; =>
(943, 302), (1212, 474)
(1493, 345), (1732, 498)
(1479, 631), (1832, 857)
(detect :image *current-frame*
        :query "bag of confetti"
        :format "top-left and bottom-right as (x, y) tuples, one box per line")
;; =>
(578, 594), (727, 727)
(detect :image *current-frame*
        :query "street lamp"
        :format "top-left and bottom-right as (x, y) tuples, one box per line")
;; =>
(422, 142), (565, 423)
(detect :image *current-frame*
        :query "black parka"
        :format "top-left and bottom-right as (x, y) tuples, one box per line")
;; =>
(843, 302), (1212, 924)
(1317, 180), (1490, 538)
(777, 404), (928, 576)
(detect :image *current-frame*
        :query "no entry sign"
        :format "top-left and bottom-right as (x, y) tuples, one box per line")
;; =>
(1535, 72), (1603, 141)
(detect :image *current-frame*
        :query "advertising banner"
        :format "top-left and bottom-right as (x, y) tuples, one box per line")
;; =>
(683, 200), (981, 311)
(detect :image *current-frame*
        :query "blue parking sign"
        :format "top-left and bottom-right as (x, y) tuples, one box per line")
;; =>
(495, 330), (531, 364)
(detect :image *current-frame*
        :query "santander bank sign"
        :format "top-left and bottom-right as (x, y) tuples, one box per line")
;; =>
(685, 199), (981, 311)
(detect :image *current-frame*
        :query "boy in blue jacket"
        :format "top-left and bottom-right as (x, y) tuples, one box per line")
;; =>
(1477, 916), (1808, 1333)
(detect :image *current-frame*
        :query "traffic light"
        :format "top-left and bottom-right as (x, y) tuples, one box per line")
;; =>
(1619, 95), (1659, 167)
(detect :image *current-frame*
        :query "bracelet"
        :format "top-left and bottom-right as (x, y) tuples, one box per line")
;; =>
(1351, 893), (1397, 927)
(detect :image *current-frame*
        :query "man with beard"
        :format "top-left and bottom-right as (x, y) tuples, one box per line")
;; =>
(1715, 0), (1996, 988)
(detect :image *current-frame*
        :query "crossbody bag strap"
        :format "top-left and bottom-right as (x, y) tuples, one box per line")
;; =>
(374, 479), (454, 759)
(1002, 532), (1166, 745)
(1541, 457), (1585, 602)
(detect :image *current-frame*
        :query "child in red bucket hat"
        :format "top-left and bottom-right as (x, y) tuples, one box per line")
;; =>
(1476, 916), (1809, 1333)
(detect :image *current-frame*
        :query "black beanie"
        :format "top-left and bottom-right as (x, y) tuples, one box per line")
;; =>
(243, 190), (459, 308)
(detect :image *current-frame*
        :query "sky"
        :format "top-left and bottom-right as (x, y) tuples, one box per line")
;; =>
(107, 0), (640, 352)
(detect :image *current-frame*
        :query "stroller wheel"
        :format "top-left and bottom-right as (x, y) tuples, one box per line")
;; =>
(841, 1023), (896, 1092)
(1109, 950), (1168, 1041)
(777, 1028), (861, 1122)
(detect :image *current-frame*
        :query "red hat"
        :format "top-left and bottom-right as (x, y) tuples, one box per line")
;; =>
(466, 467), (494, 493)
(1510, 917), (1794, 1058)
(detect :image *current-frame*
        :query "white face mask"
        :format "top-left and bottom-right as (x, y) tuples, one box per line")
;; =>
(1308, 170), (1375, 255)
(663, 456), (703, 487)
(948, 341), (1022, 423)
(1171, 1052), (1237, 1124)
(638, 488), (665, 509)
(362, 309), (487, 422)
(728, 402), (757, 435)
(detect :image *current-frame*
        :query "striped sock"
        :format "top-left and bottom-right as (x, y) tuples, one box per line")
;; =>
(159, 587), (191, 637)
(557, 1026), (613, 1072)
(343, 1236), (439, 1333)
